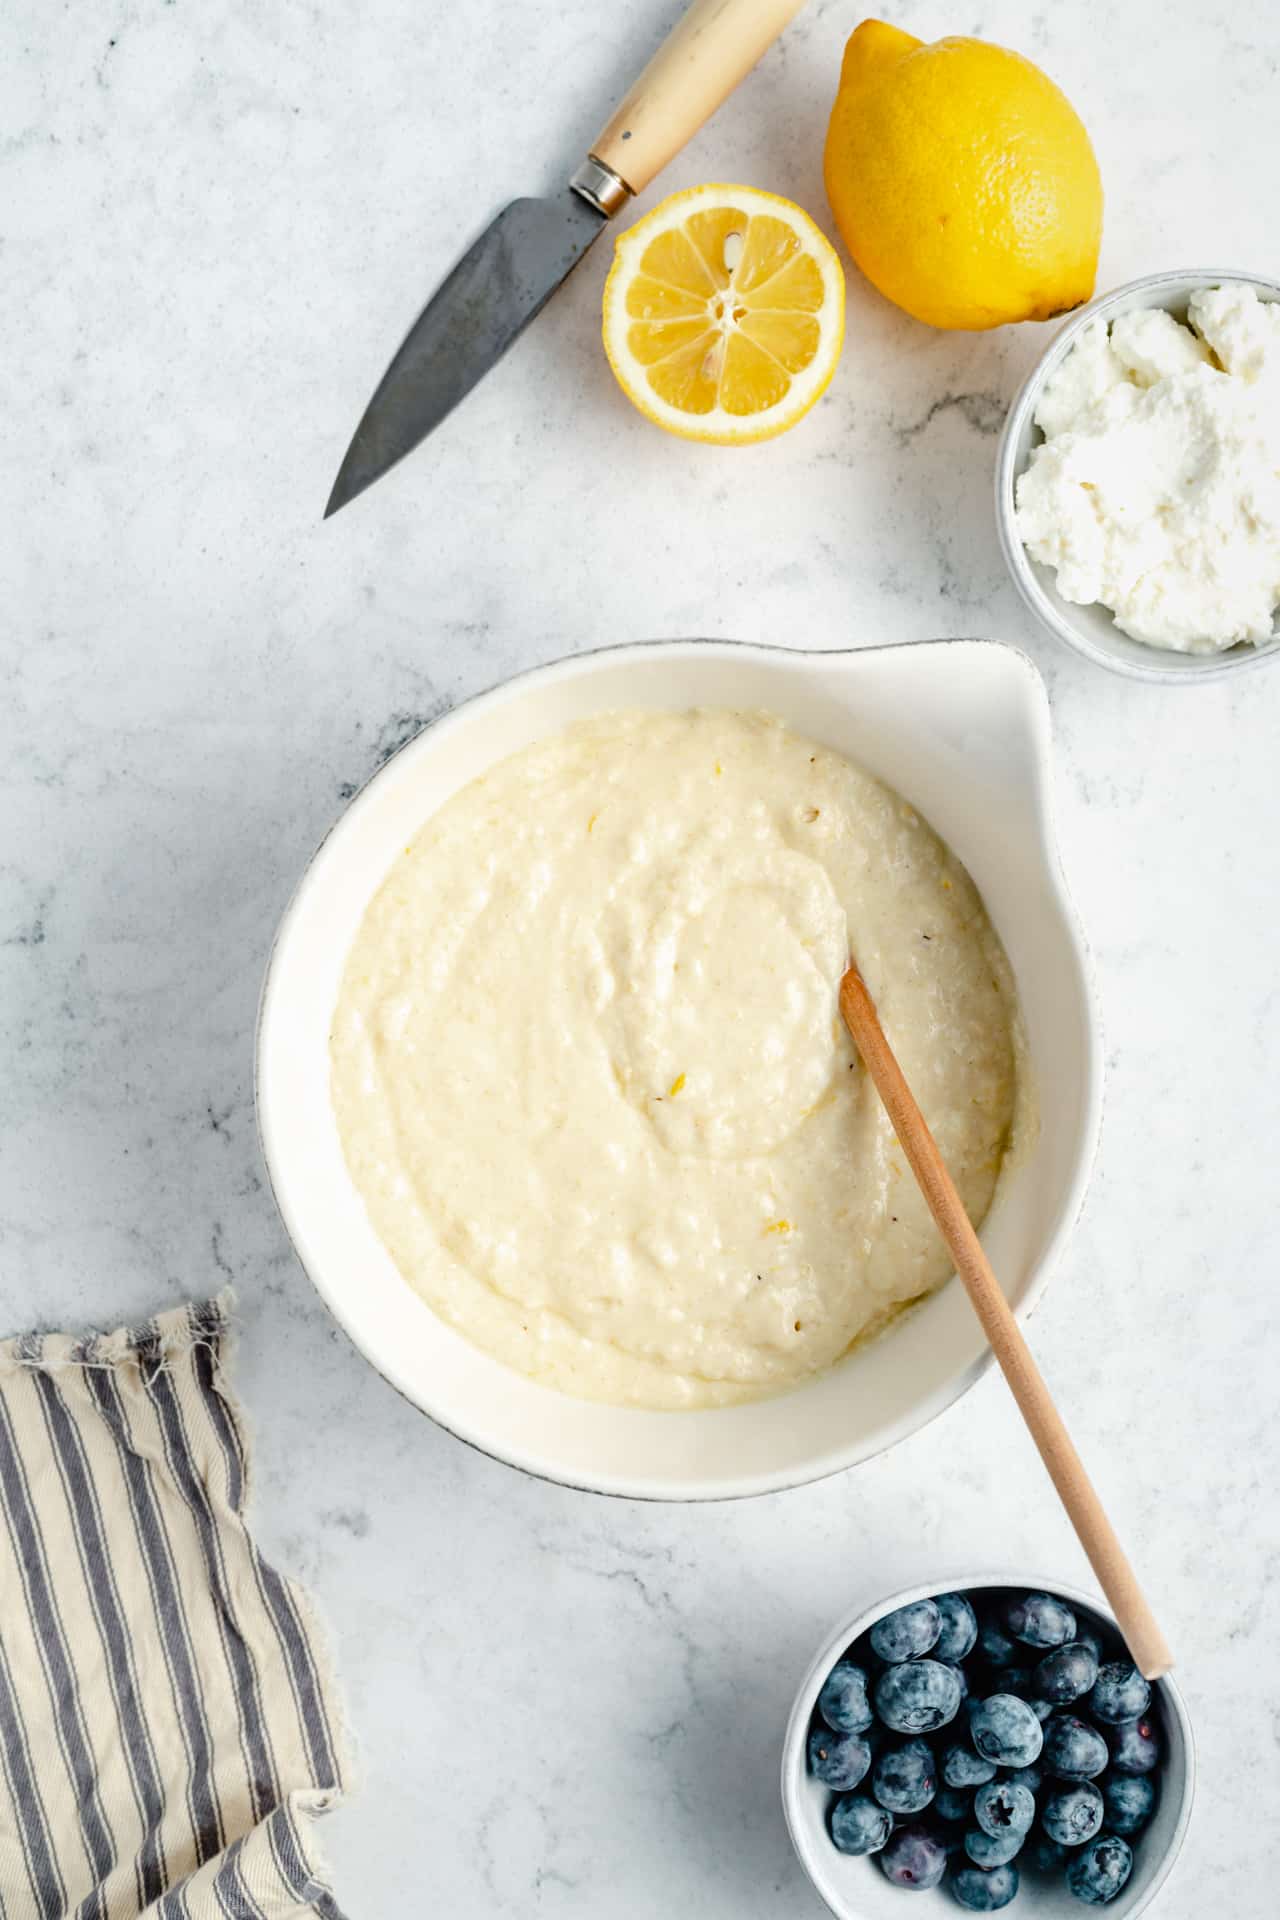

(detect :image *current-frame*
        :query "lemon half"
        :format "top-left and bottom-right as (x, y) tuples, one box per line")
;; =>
(602, 185), (845, 444)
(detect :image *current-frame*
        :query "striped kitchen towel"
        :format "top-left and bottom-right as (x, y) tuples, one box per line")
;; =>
(0, 1293), (350, 1919)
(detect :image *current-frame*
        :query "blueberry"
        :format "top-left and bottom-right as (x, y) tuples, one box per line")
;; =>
(871, 1599), (943, 1664)
(1041, 1780), (1104, 1846)
(1008, 1760), (1042, 1795)
(935, 1593), (979, 1663)
(1007, 1593), (1077, 1650)
(830, 1793), (893, 1856)
(943, 1743), (997, 1790)
(1041, 1713), (1108, 1780)
(964, 1826), (1023, 1869)
(818, 1660), (875, 1734)
(1026, 1833), (1068, 1875)
(874, 1737), (938, 1815)
(974, 1778), (1035, 1839)
(970, 1694), (1044, 1769)
(1074, 1626), (1106, 1667)
(1108, 1714), (1160, 1775)
(1034, 1642), (1100, 1705)
(1026, 1698), (1055, 1724)
(808, 1725), (871, 1790)
(1088, 1661), (1151, 1726)
(1065, 1834), (1133, 1904)
(1101, 1771), (1156, 1835)
(876, 1660), (963, 1734)
(951, 1863), (1020, 1911)
(978, 1623), (1022, 1670)
(879, 1825), (949, 1891)
(1000, 1667), (1035, 1696)
(935, 1786), (973, 1823)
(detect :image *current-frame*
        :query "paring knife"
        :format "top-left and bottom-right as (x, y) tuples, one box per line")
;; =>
(324, 0), (807, 518)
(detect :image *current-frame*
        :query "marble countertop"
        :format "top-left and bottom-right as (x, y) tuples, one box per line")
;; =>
(5, 0), (1279, 1910)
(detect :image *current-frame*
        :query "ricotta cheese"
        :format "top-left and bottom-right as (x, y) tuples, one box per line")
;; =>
(1016, 284), (1280, 652)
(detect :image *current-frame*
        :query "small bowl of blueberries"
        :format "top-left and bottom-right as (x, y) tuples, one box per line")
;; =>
(781, 1576), (1192, 1918)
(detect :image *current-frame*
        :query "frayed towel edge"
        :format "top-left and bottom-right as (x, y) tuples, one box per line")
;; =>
(0, 1288), (237, 1374)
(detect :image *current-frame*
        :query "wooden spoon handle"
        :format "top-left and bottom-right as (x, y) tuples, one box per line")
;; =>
(839, 963), (1173, 1681)
(590, 0), (806, 198)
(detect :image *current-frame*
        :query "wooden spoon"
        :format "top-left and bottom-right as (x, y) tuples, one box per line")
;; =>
(839, 959), (1172, 1681)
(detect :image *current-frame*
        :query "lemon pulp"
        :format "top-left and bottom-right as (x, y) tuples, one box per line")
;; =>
(603, 186), (844, 443)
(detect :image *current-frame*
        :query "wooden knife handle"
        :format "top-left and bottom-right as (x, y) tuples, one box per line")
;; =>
(591, 0), (806, 199)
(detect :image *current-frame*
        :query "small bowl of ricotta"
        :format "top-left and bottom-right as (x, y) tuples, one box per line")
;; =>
(996, 269), (1280, 681)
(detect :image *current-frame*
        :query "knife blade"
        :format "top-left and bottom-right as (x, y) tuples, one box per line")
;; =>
(324, 188), (606, 519)
(324, 0), (807, 517)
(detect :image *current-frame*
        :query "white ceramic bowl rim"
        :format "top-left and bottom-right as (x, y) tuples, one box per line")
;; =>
(996, 266), (1280, 684)
(256, 636), (1103, 1500)
(782, 1571), (1195, 1920)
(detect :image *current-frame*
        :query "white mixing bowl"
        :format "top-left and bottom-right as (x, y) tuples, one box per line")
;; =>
(256, 639), (1101, 1498)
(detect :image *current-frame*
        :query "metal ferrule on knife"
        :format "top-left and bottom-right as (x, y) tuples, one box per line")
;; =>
(569, 158), (633, 219)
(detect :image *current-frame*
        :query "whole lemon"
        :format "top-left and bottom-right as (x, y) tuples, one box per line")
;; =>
(824, 21), (1102, 330)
